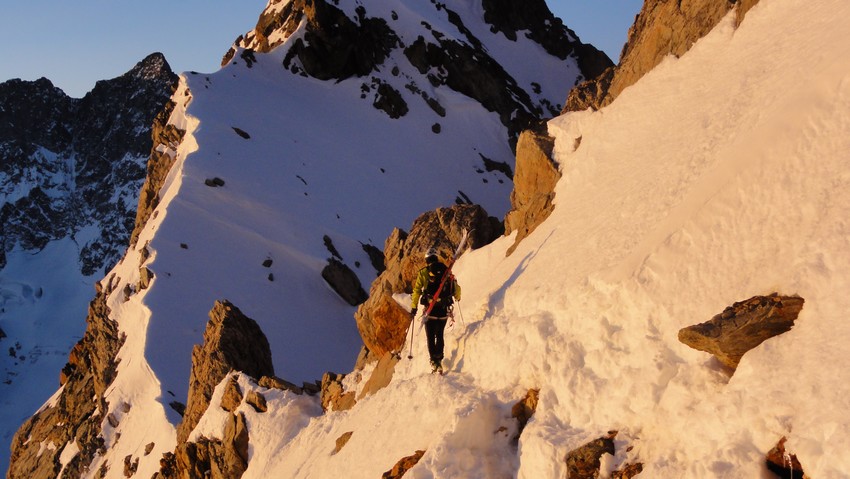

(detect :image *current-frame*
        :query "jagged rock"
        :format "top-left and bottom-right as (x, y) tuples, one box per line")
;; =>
(504, 127), (560, 256)
(766, 436), (808, 479)
(278, 0), (400, 81)
(138, 267), (154, 290)
(321, 372), (356, 412)
(382, 450), (426, 479)
(612, 462), (644, 479)
(144, 442), (156, 456)
(130, 95), (184, 247)
(177, 300), (274, 443)
(245, 391), (268, 413)
(124, 454), (139, 477)
(332, 431), (354, 455)
(372, 80), (409, 119)
(678, 293), (804, 370)
(359, 352), (399, 399)
(259, 375), (303, 395)
(220, 375), (243, 412)
(564, 432), (617, 479)
(157, 412), (249, 479)
(321, 258), (368, 306)
(8, 284), (124, 479)
(565, 0), (762, 112)
(511, 388), (539, 442)
(355, 204), (502, 356)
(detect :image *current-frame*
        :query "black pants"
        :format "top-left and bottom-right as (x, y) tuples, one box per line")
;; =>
(425, 317), (447, 362)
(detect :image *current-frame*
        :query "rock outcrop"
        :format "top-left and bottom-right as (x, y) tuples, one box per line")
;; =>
(678, 293), (804, 370)
(321, 258), (369, 306)
(7, 282), (124, 479)
(321, 372), (356, 412)
(0, 53), (178, 275)
(564, 0), (762, 112)
(156, 411), (250, 479)
(503, 126), (560, 255)
(564, 432), (618, 479)
(177, 300), (275, 443)
(511, 388), (540, 443)
(382, 450), (426, 479)
(355, 205), (503, 357)
(766, 436), (808, 479)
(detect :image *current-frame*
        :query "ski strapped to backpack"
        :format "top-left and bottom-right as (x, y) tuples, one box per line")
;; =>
(406, 228), (472, 359)
(421, 228), (470, 319)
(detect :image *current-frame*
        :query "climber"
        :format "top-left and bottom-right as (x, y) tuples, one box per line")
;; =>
(410, 249), (461, 374)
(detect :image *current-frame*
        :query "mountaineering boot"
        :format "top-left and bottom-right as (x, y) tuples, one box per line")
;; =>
(431, 359), (444, 375)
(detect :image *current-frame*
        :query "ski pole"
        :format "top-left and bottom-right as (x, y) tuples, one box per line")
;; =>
(407, 312), (416, 359)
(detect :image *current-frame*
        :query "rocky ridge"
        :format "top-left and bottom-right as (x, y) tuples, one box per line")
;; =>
(565, 0), (761, 112)
(224, 0), (611, 146)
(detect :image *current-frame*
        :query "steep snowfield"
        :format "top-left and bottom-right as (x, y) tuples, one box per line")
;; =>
(179, 0), (848, 477)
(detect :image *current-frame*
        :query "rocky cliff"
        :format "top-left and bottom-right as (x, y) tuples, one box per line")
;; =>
(565, 0), (761, 112)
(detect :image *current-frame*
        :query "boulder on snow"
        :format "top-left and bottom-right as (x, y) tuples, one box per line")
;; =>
(382, 450), (426, 479)
(504, 126), (561, 256)
(355, 204), (502, 357)
(259, 374), (303, 395)
(359, 352), (400, 400)
(321, 371), (356, 412)
(766, 436), (807, 479)
(220, 375), (243, 412)
(321, 258), (368, 306)
(177, 300), (274, 443)
(511, 388), (539, 443)
(564, 431), (617, 479)
(245, 391), (268, 413)
(678, 293), (804, 370)
(612, 462), (644, 479)
(332, 431), (354, 455)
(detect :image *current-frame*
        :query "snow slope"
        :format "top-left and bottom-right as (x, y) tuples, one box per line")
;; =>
(178, 0), (850, 477)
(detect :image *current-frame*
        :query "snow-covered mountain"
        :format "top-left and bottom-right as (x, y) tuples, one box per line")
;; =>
(6, 0), (611, 477)
(0, 54), (177, 474)
(10, 0), (850, 477)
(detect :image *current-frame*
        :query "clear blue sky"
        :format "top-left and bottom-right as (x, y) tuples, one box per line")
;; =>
(0, 1), (642, 98)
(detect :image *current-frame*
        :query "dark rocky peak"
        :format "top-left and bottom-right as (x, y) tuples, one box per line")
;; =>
(75, 52), (178, 159)
(128, 51), (173, 81)
(0, 52), (178, 275)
